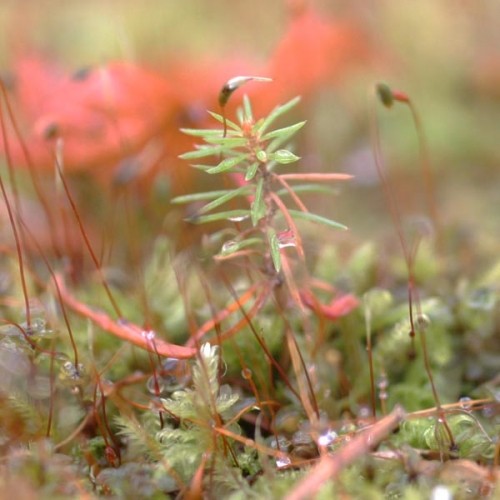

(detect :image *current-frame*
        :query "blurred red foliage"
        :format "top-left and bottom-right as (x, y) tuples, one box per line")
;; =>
(255, 4), (369, 112)
(0, 4), (369, 194)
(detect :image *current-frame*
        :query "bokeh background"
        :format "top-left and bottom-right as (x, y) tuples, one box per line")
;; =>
(0, 0), (499, 263)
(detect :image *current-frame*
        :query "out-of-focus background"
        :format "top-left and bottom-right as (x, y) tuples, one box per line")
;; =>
(0, 0), (499, 259)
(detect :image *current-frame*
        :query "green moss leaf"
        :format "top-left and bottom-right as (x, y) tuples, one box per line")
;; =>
(268, 228), (282, 272)
(270, 149), (300, 165)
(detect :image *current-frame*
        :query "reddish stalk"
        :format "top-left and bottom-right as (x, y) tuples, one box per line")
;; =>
(389, 91), (440, 244)
(270, 190), (305, 261)
(0, 106), (31, 325)
(201, 288), (270, 346)
(145, 337), (165, 429)
(407, 398), (496, 420)
(207, 276), (271, 409)
(214, 425), (292, 461)
(272, 173), (310, 212)
(370, 90), (416, 342)
(93, 374), (120, 467)
(98, 190), (119, 267)
(0, 80), (62, 256)
(186, 453), (208, 500)
(0, 95), (26, 241)
(122, 189), (154, 326)
(0, 177), (31, 325)
(278, 173), (352, 181)
(271, 281), (320, 419)
(52, 140), (123, 318)
(19, 218), (80, 367)
(279, 249), (306, 311)
(240, 366), (265, 412)
(371, 83), (455, 448)
(186, 282), (264, 346)
(54, 273), (196, 358)
(284, 324), (320, 421)
(219, 272), (302, 403)
(17, 217), (81, 439)
(46, 339), (56, 437)
(364, 296), (377, 418)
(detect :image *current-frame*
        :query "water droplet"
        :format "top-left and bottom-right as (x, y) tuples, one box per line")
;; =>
(466, 287), (495, 311)
(23, 318), (47, 336)
(292, 431), (318, 459)
(162, 358), (179, 371)
(431, 485), (452, 500)
(276, 229), (296, 249)
(54, 352), (71, 363)
(459, 396), (472, 411)
(377, 374), (388, 390)
(415, 313), (431, 329)
(269, 437), (292, 468)
(159, 358), (190, 392)
(141, 329), (156, 341)
(317, 429), (338, 447)
(1, 318), (52, 340)
(269, 435), (291, 452)
(217, 358), (228, 378)
(358, 406), (371, 419)
(227, 214), (250, 222)
(59, 361), (85, 384)
(275, 456), (291, 468)
(221, 240), (239, 255)
(241, 368), (252, 380)
(377, 374), (388, 401)
(146, 375), (166, 395)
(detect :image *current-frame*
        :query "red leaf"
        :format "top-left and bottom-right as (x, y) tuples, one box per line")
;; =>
(301, 289), (359, 320)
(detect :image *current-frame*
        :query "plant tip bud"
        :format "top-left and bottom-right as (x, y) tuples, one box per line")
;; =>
(376, 82), (394, 108)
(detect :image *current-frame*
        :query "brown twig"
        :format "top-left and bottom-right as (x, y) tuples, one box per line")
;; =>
(286, 406), (406, 500)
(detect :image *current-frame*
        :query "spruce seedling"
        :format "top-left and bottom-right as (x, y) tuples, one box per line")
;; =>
(174, 81), (351, 304)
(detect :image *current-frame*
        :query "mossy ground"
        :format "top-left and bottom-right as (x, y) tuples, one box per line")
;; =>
(0, 1), (499, 498)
